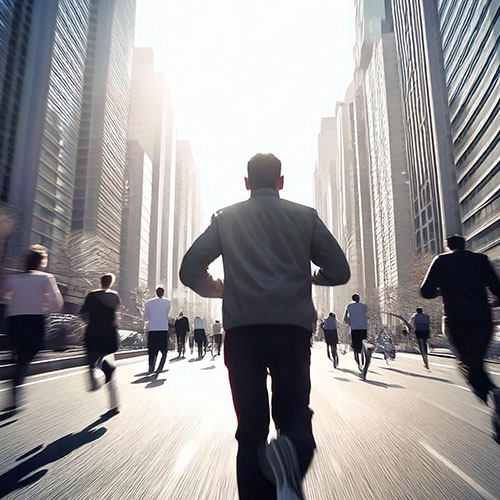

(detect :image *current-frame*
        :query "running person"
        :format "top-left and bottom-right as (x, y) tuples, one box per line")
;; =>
(80, 273), (120, 412)
(212, 320), (223, 357)
(174, 312), (189, 358)
(421, 234), (500, 442)
(410, 307), (430, 369)
(193, 316), (207, 359)
(321, 313), (338, 366)
(343, 294), (373, 380)
(0, 245), (63, 411)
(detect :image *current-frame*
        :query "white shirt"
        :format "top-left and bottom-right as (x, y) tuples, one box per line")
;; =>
(343, 302), (368, 330)
(194, 317), (206, 330)
(212, 322), (222, 334)
(0, 271), (63, 316)
(144, 297), (171, 331)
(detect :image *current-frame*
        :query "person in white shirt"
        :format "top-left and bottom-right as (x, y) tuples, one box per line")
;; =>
(144, 287), (171, 373)
(0, 245), (63, 410)
(193, 316), (207, 359)
(343, 293), (373, 380)
(212, 320), (224, 357)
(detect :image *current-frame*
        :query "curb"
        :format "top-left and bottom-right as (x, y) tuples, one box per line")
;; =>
(0, 349), (147, 380)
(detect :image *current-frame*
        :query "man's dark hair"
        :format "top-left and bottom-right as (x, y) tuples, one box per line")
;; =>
(24, 244), (47, 272)
(352, 294), (360, 302)
(247, 153), (281, 190)
(416, 307), (423, 314)
(100, 273), (115, 289)
(447, 234), (466, 251)
(329, 312), (335, 317)
(156, 287), (165, 297)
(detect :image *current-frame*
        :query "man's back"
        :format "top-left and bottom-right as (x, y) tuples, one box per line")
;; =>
(145, 297), (171, 331)
(180, 188), (350, 331)
(83, 290), (120, 331)
(412, 313), (430, 331)
(345, 302), (367, 330)
(421, 250), (500, 324)
(175, 316), (189, 333)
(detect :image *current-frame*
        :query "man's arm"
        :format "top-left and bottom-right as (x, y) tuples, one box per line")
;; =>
(420, 256), (441, 299)
(179, 215), (224, 298)
(343, 306), (350, 325)
(311, 210), (350, 286)
(483, 255), (500, 300)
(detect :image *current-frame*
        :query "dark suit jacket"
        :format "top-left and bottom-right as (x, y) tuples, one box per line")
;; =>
(420, 250), (500, 324)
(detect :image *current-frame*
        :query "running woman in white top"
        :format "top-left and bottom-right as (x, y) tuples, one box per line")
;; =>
(0, 245), (63, 411)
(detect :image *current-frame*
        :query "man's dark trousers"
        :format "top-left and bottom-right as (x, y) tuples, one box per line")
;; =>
(176, 332), (186, 356)
(446, 321), (495, 403)
(224, 325), (316, 500)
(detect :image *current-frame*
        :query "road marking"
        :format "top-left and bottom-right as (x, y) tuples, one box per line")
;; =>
(0, 356), (146, 392)
(452, 384), (471, 392)
(420, 442), (497, 500)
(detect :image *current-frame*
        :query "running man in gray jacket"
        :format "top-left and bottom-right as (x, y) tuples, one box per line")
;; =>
(180, 153), (350, 500)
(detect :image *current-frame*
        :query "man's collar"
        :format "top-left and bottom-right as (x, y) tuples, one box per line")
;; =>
(251, 188), (280, 198)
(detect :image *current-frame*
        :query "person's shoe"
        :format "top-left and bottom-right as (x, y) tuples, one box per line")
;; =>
(265, 436), (305, 500)
(488, 388), (500, 443)
(102, 361), (115, 384)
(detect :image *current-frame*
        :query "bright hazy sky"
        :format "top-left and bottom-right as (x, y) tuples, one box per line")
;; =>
(134, 0), (355, 224)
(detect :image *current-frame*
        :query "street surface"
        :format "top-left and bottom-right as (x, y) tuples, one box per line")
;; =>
(1, 344), (500, 499)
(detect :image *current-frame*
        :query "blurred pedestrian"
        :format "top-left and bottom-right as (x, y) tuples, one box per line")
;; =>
(144, 287), (171, 373)
(180, 153), (350, 500)
(193, 316), (207, 359)
(421, 234), (500, 442)
(343, 294), (374, 380)
(212, 320), (223, 357)
(410, 307), (430, 369)
(174, 312), (189, 358)
(0, 245), (63, 411)
(79, 273), (120, 413)
(321, 313), (338, 365)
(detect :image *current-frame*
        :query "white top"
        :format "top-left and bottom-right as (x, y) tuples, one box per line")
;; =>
(212, 322), (222, 334)
(144, 297), (171, 331)
(0, 271), (63, 316)
(194, 317), (206, 330)
(343, 301), (368, 330)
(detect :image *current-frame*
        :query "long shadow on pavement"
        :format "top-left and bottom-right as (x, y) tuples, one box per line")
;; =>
(363, 379), (405, 389)
(0, 411), (16, 423)
(0, 419), (17, 429)
(381, 366), (453, 384)
(0, 411), (115, 498)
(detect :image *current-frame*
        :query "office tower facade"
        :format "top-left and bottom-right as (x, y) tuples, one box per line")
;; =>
(335, 85), (363, 306)
(437, 0), (500, 258)
(120, 141), (152, 313)
(313, 118), (336, 317)
(392, 0), (461, 254)
(2, 0), (90, 271)
(363, 5), (413, 308)
(72, 0), (136, 274)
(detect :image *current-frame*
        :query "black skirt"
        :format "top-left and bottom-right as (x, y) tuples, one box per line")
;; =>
(7, 315), (45, 360)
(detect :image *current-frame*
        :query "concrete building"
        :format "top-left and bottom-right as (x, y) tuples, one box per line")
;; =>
(120, 141), (152, 314)
(1, 0), (90, 272)
(392, 0), (461, 254)
(71, 0), (136, 274)
(335, 85), (363, 306)
(363, 3), (413, 310)
(437, 0), (500, 258)
(313, 118), (337, 318)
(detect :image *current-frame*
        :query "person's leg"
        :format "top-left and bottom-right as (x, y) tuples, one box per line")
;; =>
(176, 333), (182, 356)
(268, 326), (316, 478)
(101, 354), (116, 383)
(352, 331), (362, 368)
(225, 327), (275, 500)
(448, 323), (494, 403)
(180, 333), (186, 356)
(157, 334), (168, 372)
(417, 336), (429, 368)
(148, 332), (157, 372)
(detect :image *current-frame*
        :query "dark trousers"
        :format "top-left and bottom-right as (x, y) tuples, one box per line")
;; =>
(176, 332), (186, 355)
(214, 333), (223, 355)
(225, 325), (316, 500)
(445, 321), (495, 403)
(194, 329), (206, 358)
(148, 331), (167, 372)
(7, 315), (44, 406)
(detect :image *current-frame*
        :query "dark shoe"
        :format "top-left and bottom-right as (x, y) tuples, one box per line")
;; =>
(265, 436), (304, 500)
(102, 361), (116, 384)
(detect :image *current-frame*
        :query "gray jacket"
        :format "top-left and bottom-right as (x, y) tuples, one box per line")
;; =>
(179, 188), (350, 332)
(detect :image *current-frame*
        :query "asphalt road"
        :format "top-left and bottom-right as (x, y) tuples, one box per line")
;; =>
(1, 344), (500, 499)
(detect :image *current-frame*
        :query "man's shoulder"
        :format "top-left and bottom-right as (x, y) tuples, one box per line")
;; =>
(214, 198), (315, 217)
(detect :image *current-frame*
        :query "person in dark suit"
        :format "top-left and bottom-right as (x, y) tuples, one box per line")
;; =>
(421, 234), (500, 441)
(80, 273), (120, 412)
(174, 312), (189, 358)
